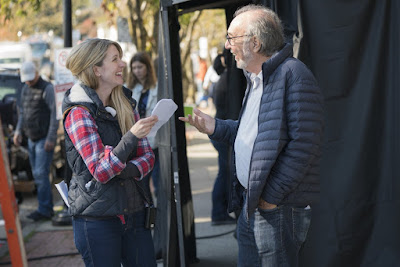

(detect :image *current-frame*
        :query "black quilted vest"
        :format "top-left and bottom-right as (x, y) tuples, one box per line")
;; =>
(62, 84), (146, 217)
(21, 77), (51, 141)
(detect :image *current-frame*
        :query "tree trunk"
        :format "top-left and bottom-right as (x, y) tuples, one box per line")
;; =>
(135, 0), (148, 51)
(127, 0), (138, 47)
(151, 6), (160, 56)
(180, 11), (202, 103)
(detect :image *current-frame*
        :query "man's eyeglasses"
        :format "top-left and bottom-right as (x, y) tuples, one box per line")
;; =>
(226, 34), (251, 45)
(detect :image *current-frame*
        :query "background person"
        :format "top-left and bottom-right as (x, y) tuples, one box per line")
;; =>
(194, 55), (208, 107)
(127, 51), (160, 198)
(209, 53), (235, 226)
(180, 5), (324, 267)
(14, 61), (58, 221)
(202, 56), (221, 107)
(63, 38), (158, 266)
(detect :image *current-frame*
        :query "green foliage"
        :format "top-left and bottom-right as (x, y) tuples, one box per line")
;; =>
(105, 1), (116, 12)
(0, 0), (89, 40)
(179, 13), (193, 26)
(101, 0), (160, 53)
(0, 0), (42, 22)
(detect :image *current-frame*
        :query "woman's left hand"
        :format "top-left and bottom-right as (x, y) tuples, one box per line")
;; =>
(130, 115), (158, 138)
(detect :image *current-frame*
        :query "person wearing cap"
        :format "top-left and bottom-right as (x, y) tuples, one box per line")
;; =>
(14, 61), (59, 221)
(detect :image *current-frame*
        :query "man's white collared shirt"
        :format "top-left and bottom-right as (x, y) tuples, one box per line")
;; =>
(234, 71), (263, 189)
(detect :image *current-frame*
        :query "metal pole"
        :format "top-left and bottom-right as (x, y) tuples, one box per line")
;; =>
(63, 0), (72, 47)
(161, 7), (186, 267)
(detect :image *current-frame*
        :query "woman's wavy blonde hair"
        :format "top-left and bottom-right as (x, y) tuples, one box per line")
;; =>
(66, 38), (135, 134)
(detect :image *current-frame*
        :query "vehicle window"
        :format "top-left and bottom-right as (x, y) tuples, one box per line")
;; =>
(0, 87), (16, 101)
(0, 58), (23, 64)
(0, 73), (23, 103)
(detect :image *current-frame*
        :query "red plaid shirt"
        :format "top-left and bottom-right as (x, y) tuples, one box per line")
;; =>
(64, 106), (154, 183)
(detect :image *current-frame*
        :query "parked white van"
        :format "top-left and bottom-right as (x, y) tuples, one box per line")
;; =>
(0, 42), (33, 70)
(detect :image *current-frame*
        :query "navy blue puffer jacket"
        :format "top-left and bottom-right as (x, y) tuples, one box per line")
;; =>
(210, 43), (324, 217)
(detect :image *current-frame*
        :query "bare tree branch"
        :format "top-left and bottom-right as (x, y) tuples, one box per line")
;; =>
(127, 0), (138, 46)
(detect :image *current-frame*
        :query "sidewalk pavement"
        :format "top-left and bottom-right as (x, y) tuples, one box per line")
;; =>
(186, 126), (238, 267)
(0, 117), (238, 266)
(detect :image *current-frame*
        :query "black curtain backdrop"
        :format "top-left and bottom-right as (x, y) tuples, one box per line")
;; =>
(298, 1), (400, 266)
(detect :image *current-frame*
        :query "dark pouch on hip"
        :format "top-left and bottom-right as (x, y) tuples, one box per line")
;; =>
(145, 206), (157, 229)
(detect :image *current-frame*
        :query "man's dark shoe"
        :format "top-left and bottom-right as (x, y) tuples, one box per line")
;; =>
(211, 216), (236, 226)
(27, 211), (52, 221)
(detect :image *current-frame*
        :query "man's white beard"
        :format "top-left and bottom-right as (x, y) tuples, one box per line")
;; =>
(237, 41), (253, 70)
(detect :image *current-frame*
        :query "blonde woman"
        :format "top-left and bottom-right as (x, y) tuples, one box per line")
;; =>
(62, 38), (158, 267)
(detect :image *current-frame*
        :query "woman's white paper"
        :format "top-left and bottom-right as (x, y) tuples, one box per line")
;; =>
(147, 99), (178, 137)
(55, 181), (70, 207)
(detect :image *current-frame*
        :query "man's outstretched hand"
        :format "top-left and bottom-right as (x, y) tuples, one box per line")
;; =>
(178, 108), (215, 135)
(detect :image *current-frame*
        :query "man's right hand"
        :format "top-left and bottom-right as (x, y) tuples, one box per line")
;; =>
(13, 132), (22, 146)
(178, 108), (215, 135)
(258, 198), (277, 210)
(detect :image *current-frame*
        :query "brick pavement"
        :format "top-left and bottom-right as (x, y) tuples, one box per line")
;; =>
(0, 230), (83, 267)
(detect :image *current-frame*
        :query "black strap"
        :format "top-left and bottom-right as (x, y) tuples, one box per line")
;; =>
(134, 179), (154, 207)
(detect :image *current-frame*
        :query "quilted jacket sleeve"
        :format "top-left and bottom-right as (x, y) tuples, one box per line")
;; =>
(209, 118), (238, 145)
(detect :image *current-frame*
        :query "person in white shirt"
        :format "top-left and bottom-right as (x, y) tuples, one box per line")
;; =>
(179, 4), (324, 267)
(202, 60), (221, 107)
